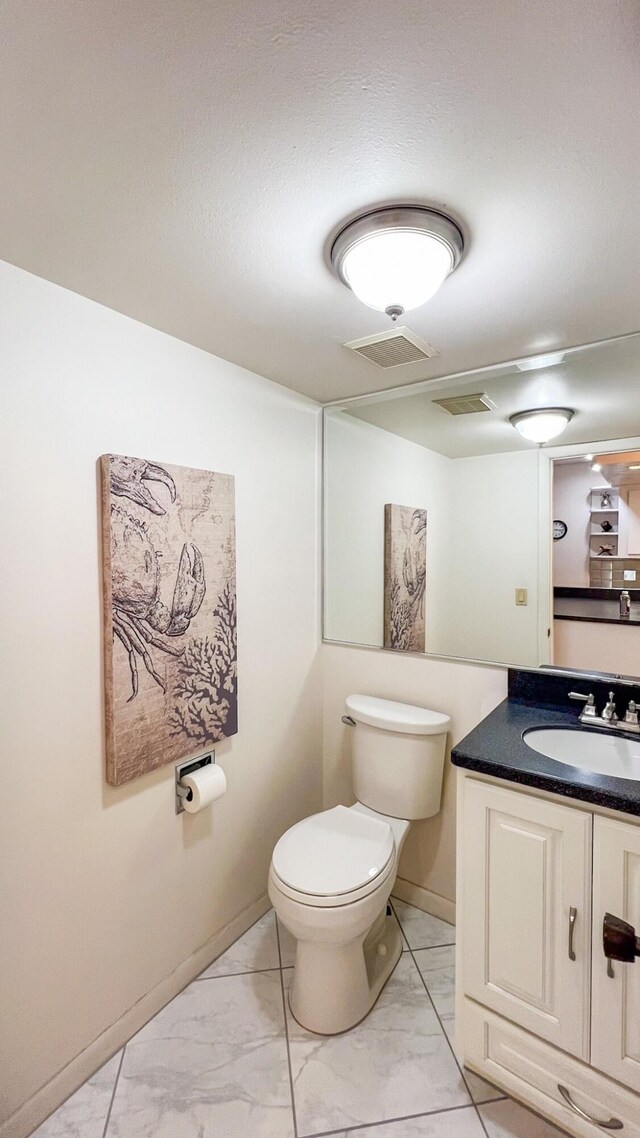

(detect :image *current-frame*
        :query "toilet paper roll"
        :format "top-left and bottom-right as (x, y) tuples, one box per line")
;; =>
(180, 764), (227, 813)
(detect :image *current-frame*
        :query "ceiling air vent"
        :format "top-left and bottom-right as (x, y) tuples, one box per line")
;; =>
(432, 393), (496, 415)
(344, 326), (439, 368)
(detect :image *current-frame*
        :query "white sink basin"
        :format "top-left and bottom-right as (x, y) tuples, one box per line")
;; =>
(523, 727), (640, 780)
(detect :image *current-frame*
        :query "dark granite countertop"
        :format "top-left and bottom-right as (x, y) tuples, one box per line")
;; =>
(451, 670), (640, 816)
(554, 596), (640, 626)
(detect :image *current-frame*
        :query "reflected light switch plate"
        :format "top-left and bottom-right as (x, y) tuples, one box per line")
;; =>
(515, 588), (528, 606)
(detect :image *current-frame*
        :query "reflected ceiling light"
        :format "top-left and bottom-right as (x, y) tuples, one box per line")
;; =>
(509, 407), (574, 444)
(330, 206), (464, 320)
(629, 464), (640, 470)
(585, 454), (594, 461)
(592, 463), (602, 472)
(515, 352), (566, 372)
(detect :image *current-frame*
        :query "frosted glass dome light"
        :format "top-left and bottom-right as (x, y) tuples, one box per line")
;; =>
(509, 407), (575, 445)
(340, 230), (453, 315)
(330, 207), (464, 320)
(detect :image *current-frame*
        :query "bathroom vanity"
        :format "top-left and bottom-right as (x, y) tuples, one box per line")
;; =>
(453, 670), (640, 1137)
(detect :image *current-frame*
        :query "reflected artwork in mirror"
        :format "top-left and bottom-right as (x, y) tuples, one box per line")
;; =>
(383, 503), (427, 652)
(323, 332), (640, 677)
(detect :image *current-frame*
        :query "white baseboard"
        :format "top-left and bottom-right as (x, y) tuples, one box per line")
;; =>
(392, 876), (456, 926)
(2, 894), (271, 1138)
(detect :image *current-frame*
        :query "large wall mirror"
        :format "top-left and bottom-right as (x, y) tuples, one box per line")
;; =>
(323, 332), (640, 677)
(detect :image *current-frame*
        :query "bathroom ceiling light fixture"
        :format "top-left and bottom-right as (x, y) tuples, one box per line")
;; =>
(515, 352), (566, 372)
(330, 206), (464, 320)
(509, 407), (574, 444)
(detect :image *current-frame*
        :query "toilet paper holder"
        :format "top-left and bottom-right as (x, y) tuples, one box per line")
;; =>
(175, 752), (214, 814)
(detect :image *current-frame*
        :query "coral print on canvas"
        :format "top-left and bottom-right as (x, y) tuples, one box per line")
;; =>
(101, 454), (237, 785)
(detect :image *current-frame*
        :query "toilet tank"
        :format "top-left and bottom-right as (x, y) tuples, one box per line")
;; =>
(345, 695), (451, 821)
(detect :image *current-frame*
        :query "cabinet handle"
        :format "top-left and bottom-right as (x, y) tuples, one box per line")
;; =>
(558, 1084), (623, 1130)
(568, 906), (577, 961)
(603, 913), (640, 964)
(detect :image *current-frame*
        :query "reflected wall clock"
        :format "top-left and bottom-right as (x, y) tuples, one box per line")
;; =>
(553, 519), (568, 540)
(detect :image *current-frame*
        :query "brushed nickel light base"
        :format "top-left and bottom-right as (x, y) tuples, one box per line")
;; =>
(330, 205), (464, 318)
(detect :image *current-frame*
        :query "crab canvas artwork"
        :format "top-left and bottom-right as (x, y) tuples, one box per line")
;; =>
(383, 503), (427, 653)
(100, 454), (237, 785)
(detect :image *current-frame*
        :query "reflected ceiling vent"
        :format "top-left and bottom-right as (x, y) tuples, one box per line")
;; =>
(432, 393), (496, 415)
(343, 326), (439, 368)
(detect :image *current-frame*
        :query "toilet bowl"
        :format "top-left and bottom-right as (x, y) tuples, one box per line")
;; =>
(269, 803), (408, 1034)
(268, 695), (450, 1035)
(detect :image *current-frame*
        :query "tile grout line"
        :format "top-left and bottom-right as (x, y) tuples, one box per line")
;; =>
(390, 902), (495, 1138)
(275, 915), (300, 1138)
(406, 941), (456, 951)
(101, 1044), (126, 1138)
(300, 1099), (489, 1138)
(195, 964), (285, 981)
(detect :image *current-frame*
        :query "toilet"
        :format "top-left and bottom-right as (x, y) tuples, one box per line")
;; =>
(268, 694), (451, 1035)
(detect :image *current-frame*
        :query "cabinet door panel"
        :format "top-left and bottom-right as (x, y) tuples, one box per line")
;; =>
(462, 779), (591, 1059)
(592, 816), (640, 1091)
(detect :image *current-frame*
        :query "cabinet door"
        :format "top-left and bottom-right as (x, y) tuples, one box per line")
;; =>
(591, 816), (640, 1091)
(462, 779), (591, 1059)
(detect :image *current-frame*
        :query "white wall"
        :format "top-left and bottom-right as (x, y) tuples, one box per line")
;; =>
(324, 411), (452, 654)
(322, 643), (507, 918)
(553, 461), (603, 585)
(0, 261), (322, 1135)
(444, 450), (541, 666)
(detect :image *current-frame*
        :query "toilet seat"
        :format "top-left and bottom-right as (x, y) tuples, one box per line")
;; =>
(271, 805), (395, 908)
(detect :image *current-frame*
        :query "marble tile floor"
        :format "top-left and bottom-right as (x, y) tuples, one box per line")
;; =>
(31, 900), (568, 1138)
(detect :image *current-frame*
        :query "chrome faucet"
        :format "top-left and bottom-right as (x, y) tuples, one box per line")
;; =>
(568, 691), (597, 721)
(569, 691), (639, 733)
(623, 699), (639, 729)
(602, 691), (618, 723)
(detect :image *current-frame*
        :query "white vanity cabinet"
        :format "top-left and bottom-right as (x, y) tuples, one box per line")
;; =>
(461, 780), (592, 1059)
(591, 817), (640, 1088)
(457, 773), (640, 1137)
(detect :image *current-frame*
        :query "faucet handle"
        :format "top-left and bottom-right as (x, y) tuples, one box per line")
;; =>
(624, 700), (639, 726)
(569, 692), (597, 717)
(602, 691), (618, 722)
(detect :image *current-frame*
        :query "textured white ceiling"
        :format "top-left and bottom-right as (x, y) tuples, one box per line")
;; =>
(1, 1), (639, 402)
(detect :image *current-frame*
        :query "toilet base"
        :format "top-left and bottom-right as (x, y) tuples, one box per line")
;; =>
(288, 907), (403, 1035)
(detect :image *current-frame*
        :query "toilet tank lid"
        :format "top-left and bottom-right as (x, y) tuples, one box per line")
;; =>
(345, 695), (451, 736)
